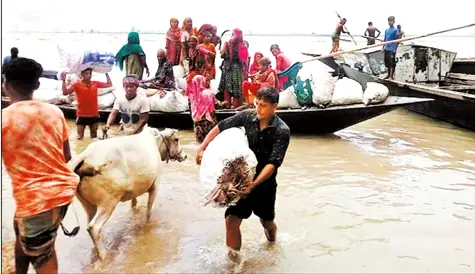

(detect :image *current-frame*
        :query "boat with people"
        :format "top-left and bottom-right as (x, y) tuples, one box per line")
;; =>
(0, 95), (431, 134)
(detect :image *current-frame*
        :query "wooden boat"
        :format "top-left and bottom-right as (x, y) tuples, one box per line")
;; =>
(450, 58), (475, 75)
(1, 96), (432, 135)
(341, 64), (475, 131)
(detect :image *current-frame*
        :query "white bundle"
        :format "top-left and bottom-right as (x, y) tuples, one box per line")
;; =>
(148, 90), (189, 112)
(278, 86), (301, 109)
(97, 92), (116, 109)
(362, 82), (390, 105)
(312, 72), (338, 107)
(58, 45), (115, 75)
(201, 127), (258, 208)
(329, 77), (363, 106)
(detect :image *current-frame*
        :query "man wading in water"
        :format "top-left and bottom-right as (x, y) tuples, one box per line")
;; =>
(196, 87), (291, 261)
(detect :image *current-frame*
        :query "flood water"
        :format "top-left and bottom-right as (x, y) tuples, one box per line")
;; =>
(1, 108), (474, 273)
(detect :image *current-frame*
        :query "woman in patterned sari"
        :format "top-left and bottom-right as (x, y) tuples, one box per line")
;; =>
(189, 75), (217, 143)
(180, 17), (200, 66)
(198, 31), (216, 82)
(141, 49), (175, 91)
(218, 28), (249, 108)
(165, 18), (182, 65)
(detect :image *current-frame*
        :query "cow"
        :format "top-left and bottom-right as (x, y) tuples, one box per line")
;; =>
(67, 126), (187, 260)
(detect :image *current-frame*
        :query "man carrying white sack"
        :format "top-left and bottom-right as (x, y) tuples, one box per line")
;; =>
(196, 87), (290, 260)
(103, 75), (150, 136)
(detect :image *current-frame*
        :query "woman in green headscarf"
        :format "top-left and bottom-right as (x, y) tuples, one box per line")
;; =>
(115, 32), (150, 79)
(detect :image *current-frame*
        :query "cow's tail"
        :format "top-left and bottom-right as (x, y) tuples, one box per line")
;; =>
(67, 153), (97, 180)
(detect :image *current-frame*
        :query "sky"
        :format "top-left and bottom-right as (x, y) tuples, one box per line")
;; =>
(1, 0), (475, 35)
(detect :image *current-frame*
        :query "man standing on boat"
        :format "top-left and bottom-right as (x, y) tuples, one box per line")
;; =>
(330, 18), (349, 53)
(364, 22), (381, 45)
(196, 87), (290, 263)
(383, 16), (399, 80)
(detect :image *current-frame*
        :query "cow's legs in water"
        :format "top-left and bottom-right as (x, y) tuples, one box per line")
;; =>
(146, 182), (157, 221)
(88, 201), (118, 260)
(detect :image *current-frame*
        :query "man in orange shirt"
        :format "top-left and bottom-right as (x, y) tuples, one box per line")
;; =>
(61, 68), (112, 140)
(2, 58), (80, 274)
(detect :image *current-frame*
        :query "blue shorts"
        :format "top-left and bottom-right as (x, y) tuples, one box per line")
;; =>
(14, 205), (68, 268)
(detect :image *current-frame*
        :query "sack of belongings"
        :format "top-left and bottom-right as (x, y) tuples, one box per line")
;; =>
(278, 86), (301, 109)
(58, 45), (115, 75)
(362, 82), (389, 105)
(312, 72), (338, 108)
(329, 77), (363, 106)
(201, 127), (258, 208)
(148, 90), (189, 112)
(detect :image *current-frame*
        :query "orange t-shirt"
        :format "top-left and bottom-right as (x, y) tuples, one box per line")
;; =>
(71, 81), (107, 117)
(2, 100), (80, 218)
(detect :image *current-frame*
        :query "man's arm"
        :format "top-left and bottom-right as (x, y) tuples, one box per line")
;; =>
(61, 76), (75, 95)
(376, 28), (381, 38)
(105, 109), (119, 129)
(364, 28), (368, 37)
(139, 55), (150, 77)
(196, 111), (249, 164)
(249, 127), (291, 190)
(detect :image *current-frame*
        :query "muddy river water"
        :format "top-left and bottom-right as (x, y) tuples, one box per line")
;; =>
(2, 108), (474, 273)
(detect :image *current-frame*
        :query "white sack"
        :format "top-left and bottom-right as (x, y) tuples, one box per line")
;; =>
(201, 127), (258, 207)
(97, 92), (116, 109)
(173, 65), (185, 79)
(148, 90), (189, 112)
(312, 73), (338, 107)
(210, 79), (220, 95)
(278, 86), (301, 109)
(329, 77), (364, 106)
(58, 45), (115, 74)
(97, 86), (115, 96)
(362, 82), (389, 105)
(33, 89), (71, 105)
(176, 77), (187, 91)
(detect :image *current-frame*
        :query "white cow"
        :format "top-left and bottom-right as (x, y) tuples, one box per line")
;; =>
(67, 126), (187, 260)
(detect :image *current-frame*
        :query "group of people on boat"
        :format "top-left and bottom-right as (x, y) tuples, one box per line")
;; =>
(112, 17), (293, 142)
(330, 16), (405, 79)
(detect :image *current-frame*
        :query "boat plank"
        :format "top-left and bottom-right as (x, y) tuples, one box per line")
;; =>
(382, 79), (475, 101)
(446, 73), (475, 82)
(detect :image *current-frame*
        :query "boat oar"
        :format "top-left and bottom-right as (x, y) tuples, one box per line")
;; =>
(361, 35), (384, 42)
(335, 10), (357, 46)
(218, 29), (230, 51)
(280, 23), (475, 78)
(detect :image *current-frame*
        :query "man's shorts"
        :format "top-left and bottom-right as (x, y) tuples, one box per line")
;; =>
(384, 50), (397, 69)
(14, 205), (68, 268)
(76, 116), (100, 126)
(225, 181), (277, 221)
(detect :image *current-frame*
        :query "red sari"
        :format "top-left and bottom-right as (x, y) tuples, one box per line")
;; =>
(165, 19), (182, 65)
(274, 51), (292, 90)
(241, 68), (279, 104)
(249, 52), (263, 75)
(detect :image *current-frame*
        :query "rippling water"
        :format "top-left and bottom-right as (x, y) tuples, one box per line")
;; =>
(2, 108), (474, 273)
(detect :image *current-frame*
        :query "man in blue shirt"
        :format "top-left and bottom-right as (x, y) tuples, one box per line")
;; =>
(3, 47), (19, 65)
(383, 16), (399, 80)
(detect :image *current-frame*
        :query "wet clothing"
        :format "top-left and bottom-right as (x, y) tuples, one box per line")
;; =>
(218, 110), (291, 221)
(70, 80), (108, 117)
(14, 205), (68, 268)
(384, 50), (397, 69)
(76, 116), (100, 125)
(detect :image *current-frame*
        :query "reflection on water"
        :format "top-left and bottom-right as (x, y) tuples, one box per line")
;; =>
(2, 109), (474, 273)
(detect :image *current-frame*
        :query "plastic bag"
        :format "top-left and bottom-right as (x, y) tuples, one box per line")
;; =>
(58, 45), (115, 74)
(148, 90), (189, 112)
(201, 127), (258, 207)
(362, 82), (389, 105)
(278, 86), (301, 109)
(329, 77), (363, 106)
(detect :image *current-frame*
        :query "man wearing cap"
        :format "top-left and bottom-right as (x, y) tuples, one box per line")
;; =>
(103, 75), (150, 135)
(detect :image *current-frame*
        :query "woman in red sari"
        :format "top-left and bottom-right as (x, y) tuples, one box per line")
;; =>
(197, 31), (217, 82)
(240, 57), (278, 109)
(165, 18), (182, 65)
(270, 44), (292, 90)
(249, 52), (263, 76)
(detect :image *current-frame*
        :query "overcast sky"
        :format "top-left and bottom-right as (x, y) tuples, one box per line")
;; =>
(2, 0), (475, 35)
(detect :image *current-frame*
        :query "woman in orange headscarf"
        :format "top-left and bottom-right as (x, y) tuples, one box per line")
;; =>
(180, 17), (199, 66)
(165, 18), (182, 65)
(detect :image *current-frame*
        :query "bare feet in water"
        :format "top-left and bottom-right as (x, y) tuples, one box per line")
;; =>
(264, 227), (277, 242)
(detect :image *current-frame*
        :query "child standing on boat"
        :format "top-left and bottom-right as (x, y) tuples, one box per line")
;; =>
(383, 16), (400, 80)
(61, 68), (112, 140)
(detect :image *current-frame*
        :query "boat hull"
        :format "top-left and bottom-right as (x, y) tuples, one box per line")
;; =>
(1, 96), (432, 135)
(450, 58), (475, 75)
(342, 65), (475, 131)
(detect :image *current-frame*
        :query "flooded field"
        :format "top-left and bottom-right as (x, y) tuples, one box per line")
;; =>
(2, 108), (474, 273)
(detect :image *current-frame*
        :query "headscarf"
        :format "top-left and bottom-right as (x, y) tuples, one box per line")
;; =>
(199, 24), (214, 35)
(166, 18), (182, 42)
(115, 32), (145, 71)
(182, 17), (199, 36)
(122, 75), (140, 87)
(249, 52), (263, 73)
(189, 75), (215, 122)
(228, 28), (249, 63)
